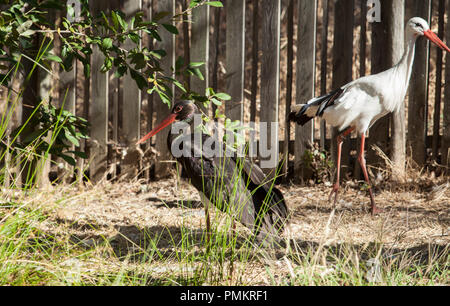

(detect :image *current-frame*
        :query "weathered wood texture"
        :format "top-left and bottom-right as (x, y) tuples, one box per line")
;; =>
(225, 0), (245, 122)
(387, 0), (406, 178)
(190, 3), (209, 113)
(295, 0), (317, 180)
(407, 0), (431, 166)
(89, 1), (110, 182)
(443, 0), (450, 168)
(259, 0), (280, 174)
(432, 0), (445, 162)
(367, 0), (390, 168)
(319, 0), (329, 150)
(250, 0), (259, 123)
(121, 0), (143, 179)
(331, 0), (354, 175)
(154, 0), (175, 179)
(283, 0), (294, 178)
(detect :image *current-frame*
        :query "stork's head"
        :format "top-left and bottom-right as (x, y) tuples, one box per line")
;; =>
(137, 100), (198, 144)
(407, 17), (450, 52)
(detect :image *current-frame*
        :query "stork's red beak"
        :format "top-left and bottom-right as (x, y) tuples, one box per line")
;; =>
(423, 30), (450, 53)
(137, 113), (177, 144)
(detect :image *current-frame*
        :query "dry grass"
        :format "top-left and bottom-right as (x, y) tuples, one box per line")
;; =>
(1, 169), (448, 285)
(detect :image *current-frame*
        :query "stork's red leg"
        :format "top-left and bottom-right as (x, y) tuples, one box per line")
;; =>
(358, 133), (382, 215)
(329, 127), (354, 205)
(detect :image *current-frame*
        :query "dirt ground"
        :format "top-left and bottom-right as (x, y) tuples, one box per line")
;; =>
(32, 175), (447, 285)
(52, 177), (449, 246)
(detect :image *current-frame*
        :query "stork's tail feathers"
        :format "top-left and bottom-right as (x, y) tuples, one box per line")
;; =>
(288, 87), (344, 126)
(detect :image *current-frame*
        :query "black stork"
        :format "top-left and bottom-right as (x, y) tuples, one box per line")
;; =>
(138, 100), (289, 245)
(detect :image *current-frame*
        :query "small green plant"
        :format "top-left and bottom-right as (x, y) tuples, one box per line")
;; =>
(301, 144), (334, 184)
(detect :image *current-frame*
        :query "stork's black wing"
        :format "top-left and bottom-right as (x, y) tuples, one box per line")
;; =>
(233, 156), (289, 236)
(172, 132), (289, 242)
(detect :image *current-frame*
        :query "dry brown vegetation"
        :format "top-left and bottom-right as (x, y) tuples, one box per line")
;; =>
(2, 162), (447, 285)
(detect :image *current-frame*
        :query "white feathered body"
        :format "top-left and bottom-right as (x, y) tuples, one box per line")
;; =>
(295, 28), (419, 135)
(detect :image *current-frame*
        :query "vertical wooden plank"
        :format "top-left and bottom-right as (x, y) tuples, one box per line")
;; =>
(181, 0), (191, 91)
(225, 0), (245, 121)
(122, 0), (143, 179)
(331, 0), (354, 174)
(21, 36), (39, 187)
(37, 46), (53, 187)
(154, 0), (175, 179)
(211, 4), (221, 94)
(59, 59), (77, 182)
(432, 0), (445, 162)
(319, 0), (329, 151)
(295, 0), (317, 179)
(443, 0), (450, 169)
(190, 3), (209, 106)
(89, 1), (110, 182)
(359, 0), (367, 78)
(250, 0), (259, 124)
(367, 0), (390, 168)
(407, 0), (431, 166)
(387, 0), (406, 178)
(260, 0), (280, 174)
(283, 0), (294, 178)
(354, 0), (367, 179)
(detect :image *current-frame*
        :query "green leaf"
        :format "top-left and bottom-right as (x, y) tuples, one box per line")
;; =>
(162, 23), (178, 35)
(215, 93), (231, 101)
(129, 53), (146, 69)
(205, 1), (224, 7)
(189, 62), (204, 68)
(102, 37), (113, 50)
(189, 0), (202, 8)
(148, 29), (161, 41)
(45, 54), (63, 63)
(130, 69), (147, 89)
(128, 32), (140, 44)
(20, 29), (36, 37)
(156, 89), (171, 106)
(211, 98), (222, 106)
(60, 154), (76, 166)
(64, 128), (79, 146)
(101, 56), (113, 72)
(111, 11), (120, 30)
(189, 67), (204, 81)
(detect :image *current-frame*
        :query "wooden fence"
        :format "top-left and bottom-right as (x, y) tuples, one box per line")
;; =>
(5, 0), (450, 185)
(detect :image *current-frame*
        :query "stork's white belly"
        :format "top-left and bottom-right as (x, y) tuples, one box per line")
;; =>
(322, 83), (388, 134)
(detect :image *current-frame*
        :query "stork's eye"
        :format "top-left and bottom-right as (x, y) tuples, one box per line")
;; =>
(415, 23), (422, 28)
(174, 106), (183, 113)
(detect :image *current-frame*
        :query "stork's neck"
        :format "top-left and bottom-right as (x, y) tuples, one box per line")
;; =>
(394, 30), (419, 86)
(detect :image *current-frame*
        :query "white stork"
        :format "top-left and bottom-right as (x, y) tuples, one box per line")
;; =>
(289, 17), (450, 215)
